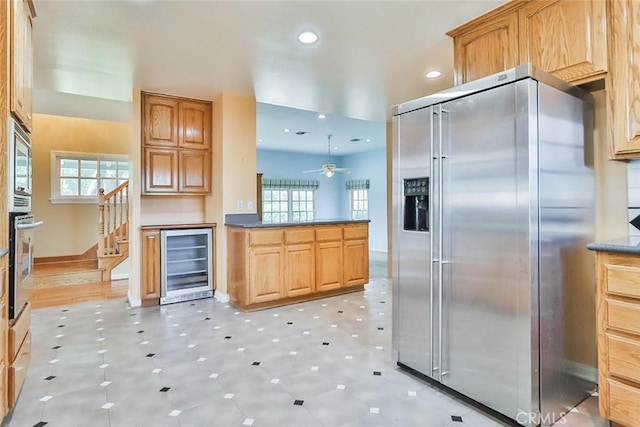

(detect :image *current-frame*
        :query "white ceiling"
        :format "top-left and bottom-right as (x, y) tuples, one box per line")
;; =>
(32, 0), (506, 155)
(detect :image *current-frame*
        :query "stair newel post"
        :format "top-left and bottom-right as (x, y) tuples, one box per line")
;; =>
(98, 188), (106, 257)
(107, 196), (112, 254)
(124, 185), (129, 239)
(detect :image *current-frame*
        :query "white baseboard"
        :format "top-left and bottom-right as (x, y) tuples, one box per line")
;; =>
(214, 290), (230, 303)
(111, 273), (129, 281)
(127, 289), (142, 308)
(369, 248), (388, 254)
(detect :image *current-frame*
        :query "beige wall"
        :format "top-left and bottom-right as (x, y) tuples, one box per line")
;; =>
(205, 93), (257, 296)
(31, 114), (130, 257)
(592, 90), (628, 240)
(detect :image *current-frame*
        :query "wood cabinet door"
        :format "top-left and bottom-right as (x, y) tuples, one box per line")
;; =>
(10, 0), (33, 131)
(179, 101), (211, 150)
(519, 0), (607, 84)
(608, 0), (640, 158)
(141, 230), (161, 300)
(452, 12), (519, 85)
(343, 239), (369, 287)
(316, 241), (343, 292)
(249, 246), (283, 304)
(143, 148), (179, 194)
(179, 150), (210, 194)
(285, 243), (314, 297)
(143, 94), (179, 147)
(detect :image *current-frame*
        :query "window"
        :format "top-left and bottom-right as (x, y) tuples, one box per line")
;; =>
(346, 179), (370, 220)
(261, 179), (318, 224)
(51, 151), (130, 203)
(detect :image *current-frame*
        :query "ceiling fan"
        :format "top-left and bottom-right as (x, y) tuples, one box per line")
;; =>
(303, 134), (350, 178)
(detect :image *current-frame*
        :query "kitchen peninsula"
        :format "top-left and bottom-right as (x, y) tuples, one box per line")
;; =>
(226, 219), (369, 311)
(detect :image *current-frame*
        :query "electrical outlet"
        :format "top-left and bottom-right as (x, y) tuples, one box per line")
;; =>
(236, 200), (243, 210)
(247, 201), (254, 210)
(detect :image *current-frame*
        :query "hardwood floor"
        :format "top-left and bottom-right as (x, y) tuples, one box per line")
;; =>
(30, 279), (129, 309)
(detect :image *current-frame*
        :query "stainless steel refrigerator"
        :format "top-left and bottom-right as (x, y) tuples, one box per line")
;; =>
(391, 64), (596, 426)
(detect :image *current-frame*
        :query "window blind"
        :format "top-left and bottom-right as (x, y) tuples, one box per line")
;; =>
(345, 179), (370, 190)
(262, 179), (320, 190)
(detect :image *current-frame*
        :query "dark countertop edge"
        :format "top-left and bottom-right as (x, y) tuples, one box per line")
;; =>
(225, 219), (371, 229)
(0, 248), (8, 259)
(140, 222), (217, 230)
(587, 239), (640, 255)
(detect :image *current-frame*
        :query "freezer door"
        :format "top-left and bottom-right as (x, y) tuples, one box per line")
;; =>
(392, 106), (435, 377)
(439, 80), (536, 420)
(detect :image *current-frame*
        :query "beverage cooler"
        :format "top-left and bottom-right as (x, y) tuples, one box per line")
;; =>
(160, 228), (213, 305)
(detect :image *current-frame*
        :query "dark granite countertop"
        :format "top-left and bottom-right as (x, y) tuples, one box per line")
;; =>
(0, 248), (8, 259)
(225, 219), (370, 229)
(587, 237), (640, 255)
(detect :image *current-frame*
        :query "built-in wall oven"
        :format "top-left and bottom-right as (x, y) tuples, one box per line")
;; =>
(8, 213), (42, 320)
(8, 118), (40, 321)
(9, 118), (32, 213)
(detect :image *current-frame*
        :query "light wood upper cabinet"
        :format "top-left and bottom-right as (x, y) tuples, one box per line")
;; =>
(141, 92), (212, 195)
(144, 148), (179, 193)
(179, 101), (211, 150)
(143, 95), (179, 147)
(10, 0), (36, 132)
(448, 0), (607, 86)
(451, 11), (519, 86)
(607, 0), (640, 159)
(179, 150), (210, 193)
(518, 0), (607, 84)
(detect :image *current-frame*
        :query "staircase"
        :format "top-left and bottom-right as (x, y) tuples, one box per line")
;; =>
(97, 181), (130, 280)
(31, 182), (130, 308)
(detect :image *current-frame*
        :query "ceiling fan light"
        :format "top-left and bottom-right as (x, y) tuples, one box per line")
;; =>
(326, 170), (334, 178)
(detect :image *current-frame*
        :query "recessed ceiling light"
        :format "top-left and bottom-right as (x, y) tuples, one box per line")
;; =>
(298, 31), (318, 44)
(366, 138), (371, 142)
(333, 146), (339, 150)
(318, 114), (326, 119)
(283, 128), (290, 133)
(258, 138), (263, 143)
(425, 70), (442, 79)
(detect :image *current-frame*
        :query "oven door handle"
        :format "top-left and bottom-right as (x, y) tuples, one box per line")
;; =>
(16, 220), (43, 230)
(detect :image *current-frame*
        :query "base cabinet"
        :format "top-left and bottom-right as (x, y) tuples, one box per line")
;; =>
(249, 246), (284, 303)
(140, 224), (216, 306)
(228, 222), (369, 311)
(285, 244), (314, 297)
(595, 251), (640, 426)
(140, 229), (161, 304)
(8, 302), (30, 409)
(315, 241), (343, 292)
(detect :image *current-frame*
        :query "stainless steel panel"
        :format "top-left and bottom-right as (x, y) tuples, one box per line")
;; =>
(439, 82), (530, 420)
(392, 106), (433, 376)
(538, 82), (596, 425)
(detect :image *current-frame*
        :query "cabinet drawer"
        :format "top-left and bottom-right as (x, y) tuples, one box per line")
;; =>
(608, 378), (640, 426)
(250, 230), (283, 246)
(608, 334), (640, 384)
(9, 301), (31, 361)
(9, 329), (31, 409)
(606, 264), (640, 298)
(607, 299), (640, 335)
(285, 228), (314, 244)
(316, 227), (342, 242)
(343, 225), (368, 240)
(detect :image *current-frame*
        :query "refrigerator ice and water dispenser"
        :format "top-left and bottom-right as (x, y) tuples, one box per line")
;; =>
(403, 177), (428, 232)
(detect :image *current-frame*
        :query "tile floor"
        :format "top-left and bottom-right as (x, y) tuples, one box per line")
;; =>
(2, 262), (611, 427)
